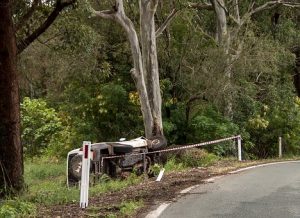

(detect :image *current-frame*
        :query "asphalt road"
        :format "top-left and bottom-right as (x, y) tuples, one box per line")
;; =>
(159, 161), (300, 218)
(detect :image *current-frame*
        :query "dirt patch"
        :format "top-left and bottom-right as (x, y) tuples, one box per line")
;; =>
(37, 159), (296, 218)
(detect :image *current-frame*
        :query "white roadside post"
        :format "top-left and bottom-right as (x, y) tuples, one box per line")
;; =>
(156, 168), (165, 182)
(80, 141), (91, 208)
(237, 135), (242, 161)
(279, 137), (282, 158)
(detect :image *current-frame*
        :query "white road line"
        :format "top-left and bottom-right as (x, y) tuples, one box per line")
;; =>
(180, 185), (200, 194)
(145, 203), (170, 218)
(229, 160), (300, 174)
(145, 160), (300, 218)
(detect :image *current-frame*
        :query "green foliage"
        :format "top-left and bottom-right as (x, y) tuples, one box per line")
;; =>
(189, 106), (239, 156)
(17, 157), (142, 214)
(18, 0), (300, 160)
(24, 158), (65, 184)
(21, 97), (64, 156)
(163, 103), (188, 144)
(163, 149), (219, 172)
(180, 149), (219, 167)
(164, 157), (185, 172)
(245, 97), (300, 158)
(24, 158), (79, 205)
(120, 200), (143, 216)
(0, 200), (36, 218)
(90, 174), (141, 195)
(61, 81), (143, 143)
(149, 163), (162, 176)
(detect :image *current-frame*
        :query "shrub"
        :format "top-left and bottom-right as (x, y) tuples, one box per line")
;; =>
(180, 149), (219, 167)
(245, 98), (300, 158)
(21, 97), (64, 156)
(189, 106), (239, 156)
(0, 200), (36, 218)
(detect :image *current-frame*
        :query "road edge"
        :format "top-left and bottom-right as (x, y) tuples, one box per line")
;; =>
(145, 160), (300, 218)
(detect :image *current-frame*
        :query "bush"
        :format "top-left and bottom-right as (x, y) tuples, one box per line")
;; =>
(21, 97), (64, 156)
(180, 149), (219, 167)
(245, 98), (300, 158)
(0, 200), (36, 218)
(189, 106), (239, 156)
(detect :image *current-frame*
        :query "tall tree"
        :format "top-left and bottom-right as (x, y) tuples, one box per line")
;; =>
(0, 0), (75, 195)
(0, 0), (23, 196)
(92, 0), (177, 138)
(190, 0), (300, 118)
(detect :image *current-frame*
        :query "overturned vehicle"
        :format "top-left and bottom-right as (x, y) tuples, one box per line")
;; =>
(67, 136), (167, 186)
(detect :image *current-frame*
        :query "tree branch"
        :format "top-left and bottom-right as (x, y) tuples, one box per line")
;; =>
(15, 0), (40, 32)
(17, 0), (75, 54)
(249, 0), (300, 16)
(239, 0), (300, 27)
(215, 0), (229, 15)
(92, 9), (116, 20)
(188, 2), (213, 10)
(156, 8), (179, 38)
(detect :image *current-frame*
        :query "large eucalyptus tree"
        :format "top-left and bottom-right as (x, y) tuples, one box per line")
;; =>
(92, 0), (177, 138)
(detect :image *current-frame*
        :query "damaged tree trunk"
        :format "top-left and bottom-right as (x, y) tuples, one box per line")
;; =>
(93, 0), (168, 138)
(140, 0), (163, 136)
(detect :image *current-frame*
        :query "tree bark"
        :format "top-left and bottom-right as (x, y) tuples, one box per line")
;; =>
(94, 0), (165, 138)
(140, 0), (163, 136)
(210, 0), (233, 118)
(293, 46), (300, 96)
(17, 0), (75, 54)
(0, 0), (23, 196)
(210, 0), (228, 46)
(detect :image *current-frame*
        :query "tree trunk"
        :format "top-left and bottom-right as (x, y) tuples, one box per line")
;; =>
(94, 0), (164, 138)
(210, 0), (233, 118)
(113, 0), (154, 138)
(140, 0), (163, 137)
(0, 0), (23, 196)
(293, 46), (300, 96)
(211, 0), (228, 46)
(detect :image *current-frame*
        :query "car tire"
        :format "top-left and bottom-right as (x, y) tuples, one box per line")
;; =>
(149, 135), (167, 150)
(69, 154), (82, 181)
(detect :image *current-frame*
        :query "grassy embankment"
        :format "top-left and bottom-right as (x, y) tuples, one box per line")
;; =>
(1, 150), (299, 217)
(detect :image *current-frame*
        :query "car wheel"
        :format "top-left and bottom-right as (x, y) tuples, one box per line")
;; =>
(149, 135), (167, 150)
(69, 154), (82, 181)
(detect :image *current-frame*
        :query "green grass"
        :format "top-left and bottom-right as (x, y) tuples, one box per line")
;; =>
(3, 154), (299, 217)
(90, 174), (141, 196)
(163, 149), (220, 172)
(120, 200), (143, 216)
(164, 157), (186, 172)
(0, 199), (36, 218)
(0, 157), (142, 217)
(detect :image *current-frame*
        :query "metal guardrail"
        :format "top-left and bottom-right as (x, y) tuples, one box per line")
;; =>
(79, 135), (242, 209)
(101, 135), (242, 163)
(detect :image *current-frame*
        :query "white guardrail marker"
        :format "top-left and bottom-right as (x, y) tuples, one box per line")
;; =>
(80, 141), (91, 208)
(237, 135), (242, 161)
(279, 137), (282, 158)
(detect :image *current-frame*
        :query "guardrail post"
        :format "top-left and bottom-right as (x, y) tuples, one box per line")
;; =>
(237, 135), (242, 161)
(80, 141), (91, 208)
(279, 137), (282, 158)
